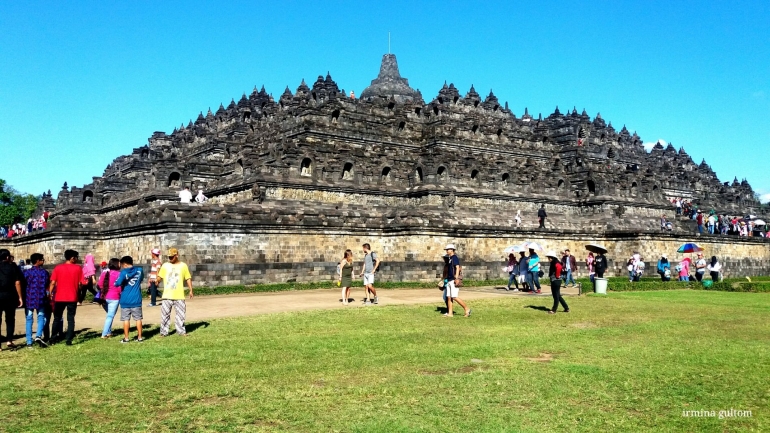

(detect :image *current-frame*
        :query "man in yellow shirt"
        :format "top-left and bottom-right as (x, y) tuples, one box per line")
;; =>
(156, 248), (193, 337)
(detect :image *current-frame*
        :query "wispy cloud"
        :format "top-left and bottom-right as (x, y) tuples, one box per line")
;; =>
(643, 139), (667, 153)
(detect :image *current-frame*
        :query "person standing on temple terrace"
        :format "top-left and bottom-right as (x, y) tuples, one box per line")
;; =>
(147, 248), (161, 307)
(594, 251), (608, 279)
(114, 256), (144, 343)
(527, 248), (542, 294)
(443, 244), (470, 317)
(49, 249), (82, 345)
(23, 253), (49, 348)
(505, 253), (519, 292)
(707, 212), (717, 235)
(537, 204), (547, 229)
(78, 253), (98, 305)
(675, 198), (682, 215)
(349, 90), (355, 100)
(194, 189), (208, 203)
(179, 186), (193, 204)
(695, 209), (704, 236)
(694, 252), (707, 282)
(0, 249), (24, 350)
(156, 248), (194, 337)
(707, 256), (722, 281)
(360, 243), (380, 305)
(546, 251), (569, 314)
(515, 210), (522, 227)
(561, 249), (577, 287)
(338, 249), (355, 305)
(98, 258), (121, 339)
(656, 254), (671, 282)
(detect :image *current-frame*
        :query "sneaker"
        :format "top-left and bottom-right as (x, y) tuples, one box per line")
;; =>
(373, 296), (379, 304)
(548, 310), (556, 315)
(147, 303), (157, 307)
(363, 299), (371, 304)
(26, 344), (34, 349)
(136, 338), (144, 343)
(120, 338), (130, 344)
(35, 337), (48, 348)
(512, 288), (519, 292)
(536, 290), (542, 294)
(505, 286), (510, 291)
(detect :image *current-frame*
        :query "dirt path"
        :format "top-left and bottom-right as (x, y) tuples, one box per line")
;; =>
(9, 285), (580, 339)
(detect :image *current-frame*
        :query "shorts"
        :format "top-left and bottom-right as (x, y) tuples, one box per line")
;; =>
(363, 273), (375, 286)
(120, 307), (143, 321)
(445, 280), (459, 298)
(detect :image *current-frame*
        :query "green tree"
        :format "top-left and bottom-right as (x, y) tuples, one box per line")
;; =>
(0, 179), (40, 227)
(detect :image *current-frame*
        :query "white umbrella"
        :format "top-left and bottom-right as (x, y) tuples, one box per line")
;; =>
(503, 245), (524, 254)
(752, 219), (766, 226)
(525, 242), (543, 251)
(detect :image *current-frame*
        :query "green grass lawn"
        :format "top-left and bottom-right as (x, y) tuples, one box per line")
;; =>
(1, 290), (768, 432)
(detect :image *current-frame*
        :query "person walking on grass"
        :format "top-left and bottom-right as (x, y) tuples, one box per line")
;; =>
(443, 244), (471, 318)
(546, 251), (569, 314)
(78, 253), (98, 305)
(338, 250), (355, 305)
(156, 248), (193, 337)
(0, 249), (24, 350)
(49, 249), (82, 345)
(561, 249), (577, 287)
(517, 250), (530, 291)
(23, 253), (49, 348)
(147, 248), (161, 307)
(527, 248), (542, 294)
(114, 256), (144, 343)
(98, 258), (121, 339)
(360, 243), (380, 305)
(505, 253), (519, 292)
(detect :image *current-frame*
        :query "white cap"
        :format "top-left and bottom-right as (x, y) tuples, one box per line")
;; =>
(661, 253), (667, 259)
(444, 244), (456, 250)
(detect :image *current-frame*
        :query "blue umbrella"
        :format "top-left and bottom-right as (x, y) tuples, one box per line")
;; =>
(677, 242), (703, 254)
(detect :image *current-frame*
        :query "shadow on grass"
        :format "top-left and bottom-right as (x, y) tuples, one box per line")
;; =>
(524, 305), (551, 312)
(434, 306), (449, 314)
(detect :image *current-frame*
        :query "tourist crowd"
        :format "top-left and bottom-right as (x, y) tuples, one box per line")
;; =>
(1, 212), (49, 239)
(670, 197), (768, 237)
(0, 247), (193, 350)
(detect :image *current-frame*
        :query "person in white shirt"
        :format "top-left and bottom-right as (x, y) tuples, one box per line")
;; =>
(706, 256), (722, 281)
(694, 253), (707, 282)
(514, 210), (522, 227)
(178, 187), (193, 204)
(194, 190), (208, 203)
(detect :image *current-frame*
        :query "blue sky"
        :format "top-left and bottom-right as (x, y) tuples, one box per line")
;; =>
(1, 1), (769, 201)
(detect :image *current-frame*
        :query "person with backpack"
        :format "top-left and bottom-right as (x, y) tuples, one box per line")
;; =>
(656, 254), (671, 282)
(98, 258), (122, 338)
(443, 244), (470, 318)
(360, 243), (380, 305)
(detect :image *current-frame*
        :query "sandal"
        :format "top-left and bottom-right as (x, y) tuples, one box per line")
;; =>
(547, 310), (556, 315)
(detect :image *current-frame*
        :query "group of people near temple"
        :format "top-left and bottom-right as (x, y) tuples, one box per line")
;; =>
(0, 246), (193, 351)
(1, 212), (49, 239)
(670, 198), (767, 237)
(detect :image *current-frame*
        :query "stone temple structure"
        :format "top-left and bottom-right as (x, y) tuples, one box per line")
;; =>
(6, 54), (769, 285)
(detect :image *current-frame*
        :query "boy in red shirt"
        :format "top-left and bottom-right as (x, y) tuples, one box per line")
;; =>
(49, 249), (82, 345)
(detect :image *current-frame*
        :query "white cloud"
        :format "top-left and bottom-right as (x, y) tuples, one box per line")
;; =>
(643, 139), (667, 153)
(760, 193), (770, 204)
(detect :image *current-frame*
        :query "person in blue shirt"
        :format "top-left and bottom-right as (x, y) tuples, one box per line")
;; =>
(527, 249), (542, 293)
(114, 256), (144, 343)
(656, 254), (671, 282)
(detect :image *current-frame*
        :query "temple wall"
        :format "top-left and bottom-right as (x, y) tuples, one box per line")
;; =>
(4, 225), (769, 288)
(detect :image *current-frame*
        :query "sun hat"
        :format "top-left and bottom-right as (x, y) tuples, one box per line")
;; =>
(661, 254), (667, 259)
(151, 248), (161, 256)
(545, 250), (559, 260)
(168, 247), (179, 256)
(444, 244), (456, 250)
